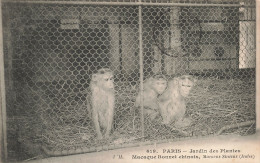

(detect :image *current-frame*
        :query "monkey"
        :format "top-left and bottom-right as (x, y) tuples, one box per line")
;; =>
(86, 68), (115, 139)
(135, 74), (167, 120)
(158, 75), (196, 127)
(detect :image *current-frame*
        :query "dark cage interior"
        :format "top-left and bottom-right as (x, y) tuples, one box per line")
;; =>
(1, 0), (256, 162)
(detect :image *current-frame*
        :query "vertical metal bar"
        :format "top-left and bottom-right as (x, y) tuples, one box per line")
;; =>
(0, 1), (8, 161)
(138, 3), (144, 139)
(256, 0), (260, 131)
(237, 6), (242, 69)
(119, 22), (123, 80)
(161, 31), (166, 74)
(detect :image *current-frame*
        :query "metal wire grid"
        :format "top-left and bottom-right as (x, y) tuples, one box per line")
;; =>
(2, 0), (256, 160)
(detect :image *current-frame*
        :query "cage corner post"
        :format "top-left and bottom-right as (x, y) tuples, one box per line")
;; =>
(0, 0), (8, 162)
(256, 0), (260, 132)
(138, 2), (145, 140)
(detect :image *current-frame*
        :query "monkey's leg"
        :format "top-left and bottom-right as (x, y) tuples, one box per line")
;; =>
(175, 117), (192, 128)
(104, 99), (115, 138)
(159, 102), (173, 125)
(92, 110), (103, 139)
(144, 108), (159, 121)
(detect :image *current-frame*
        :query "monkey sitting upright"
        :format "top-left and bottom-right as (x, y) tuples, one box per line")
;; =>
(135, 74), (168, 120)
(86, 68), (115, 139)
(158, 75), (196, 128)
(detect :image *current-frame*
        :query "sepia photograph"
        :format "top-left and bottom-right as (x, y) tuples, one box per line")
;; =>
(0, 0), (259, 163)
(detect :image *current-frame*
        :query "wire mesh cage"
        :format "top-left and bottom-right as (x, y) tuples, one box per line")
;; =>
(1, 0), (256, 161)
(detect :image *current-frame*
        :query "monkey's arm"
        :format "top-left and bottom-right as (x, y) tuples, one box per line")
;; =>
(92, 103), (103, 139)
(86, 94), (102, 137)
(105, 96), (115, 138)
(158, 99), (172, 124)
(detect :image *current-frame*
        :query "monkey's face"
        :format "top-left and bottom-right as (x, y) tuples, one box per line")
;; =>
(178, 79), (194, 97)
(154, 79), (167, 94)
(101, 73), (114, 90)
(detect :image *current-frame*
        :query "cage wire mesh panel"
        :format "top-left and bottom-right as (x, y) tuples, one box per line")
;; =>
(2, 0), (256, 161)
(3, 3), (141, 158)
(142, 4), (256, 139)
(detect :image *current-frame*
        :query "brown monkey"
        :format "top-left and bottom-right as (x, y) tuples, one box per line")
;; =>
(135, 74), (167, 120)
(158, 75), (196, 127)
(86, 68), (115, 139)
